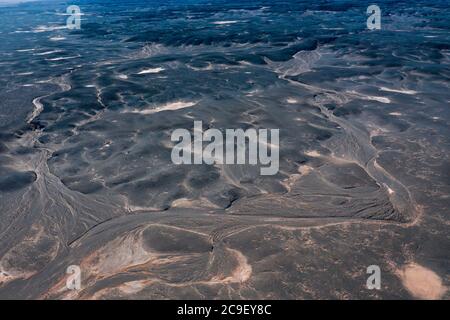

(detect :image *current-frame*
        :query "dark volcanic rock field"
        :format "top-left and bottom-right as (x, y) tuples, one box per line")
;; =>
(0, 0), (448, 299)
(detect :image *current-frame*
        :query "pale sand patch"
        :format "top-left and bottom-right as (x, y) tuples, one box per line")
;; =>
(34, 49), (62, 56)
(298, 165), (313, 175)
(210, 248), (252, 284)
(171, 197), (219, 209)
(397, 263), (447, 299)
(282, 166), (313, 192)
(127, 101), (197, 115)
(282, 174), (302, 192)
(49, 36), (66, 41)
(305, 150), (321, 157)
(212, 20), (238, 25)
(28, 97), (43, 123)
(0, 270), (34, 286)
(364, 95), (391, 104)
(33, 25), (68, 33)
(137, 67), (165, 74)
(246, 89), (260, 96)
(0, 263), (36, 285)
(348, 90), (391, 104)
(380, 87), (417, 95)
(369, 96), (390, 103)
(228, 248), (252, 283)
(369, 127), (389, 138)
(117, 280), (148, 294)
(46, 56), (78, 61)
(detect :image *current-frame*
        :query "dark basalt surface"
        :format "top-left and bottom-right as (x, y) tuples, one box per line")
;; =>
(0, 0), (448, 299)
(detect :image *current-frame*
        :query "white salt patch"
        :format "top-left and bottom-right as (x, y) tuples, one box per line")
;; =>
(35, 50), (62, 56)
(49, 36), (66, 41)
(28, 97), (43, 123)
(187, 63), (213, 71)
(100, 141), (111, 150)
(46, 56), (78, 61)
(246, 89), (260, 96)
(137, 67), (164, 74)
(269, 50), (321, 77)
(213, 20), (238, 25)
(349, 91), (391, 104)
(366, 95), (391, 104)
(380, 87), (417, 95)
(128, 101), (197, 115)
(33, 25), (68, 33)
